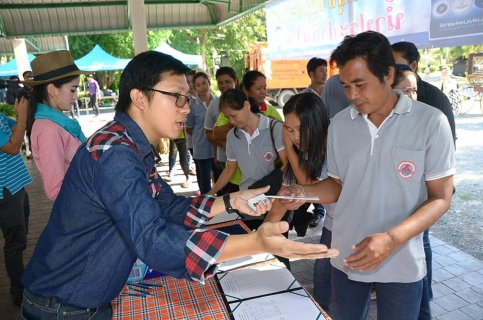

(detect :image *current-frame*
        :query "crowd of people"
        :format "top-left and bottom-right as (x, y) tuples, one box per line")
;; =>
(0, 30), (457, 320)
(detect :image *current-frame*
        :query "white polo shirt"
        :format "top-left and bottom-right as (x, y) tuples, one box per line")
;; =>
(226, 114), (285, 190)
(328, 91), (455, 283)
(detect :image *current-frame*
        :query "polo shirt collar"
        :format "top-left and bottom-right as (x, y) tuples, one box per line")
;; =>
(240, 114), (270, 141)
(349, 90), (411, 120)
(195, 93), (215, 107)
(114, 111), (153, 157)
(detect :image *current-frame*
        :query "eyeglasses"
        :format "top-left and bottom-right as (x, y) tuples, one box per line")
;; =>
(142, 87), (195, 108)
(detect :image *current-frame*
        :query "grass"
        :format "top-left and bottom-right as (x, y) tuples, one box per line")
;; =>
(457, 193), (479, 201)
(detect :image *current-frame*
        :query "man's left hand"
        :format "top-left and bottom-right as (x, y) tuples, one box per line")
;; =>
(344, 232), (398, 271)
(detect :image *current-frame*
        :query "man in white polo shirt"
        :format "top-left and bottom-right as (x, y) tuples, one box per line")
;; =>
(280, 31), (455, 319)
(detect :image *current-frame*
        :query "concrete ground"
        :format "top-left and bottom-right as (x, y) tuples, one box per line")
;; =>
(1, 109), (482, 319)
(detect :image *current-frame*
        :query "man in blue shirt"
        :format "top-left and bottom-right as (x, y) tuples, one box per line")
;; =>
(0, 97), (32, 306)
(21, 51), (339, 319)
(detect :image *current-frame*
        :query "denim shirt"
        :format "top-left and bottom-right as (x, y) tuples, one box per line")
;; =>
(22, 112), (228, 308)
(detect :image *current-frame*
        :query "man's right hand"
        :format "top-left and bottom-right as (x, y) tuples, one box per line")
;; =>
(255, 221), (339, 260)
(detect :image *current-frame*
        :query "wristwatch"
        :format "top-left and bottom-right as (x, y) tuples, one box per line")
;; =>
(223, 194), (236, 214)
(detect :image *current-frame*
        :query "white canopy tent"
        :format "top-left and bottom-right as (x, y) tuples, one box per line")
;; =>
(154, 42), (202, 67)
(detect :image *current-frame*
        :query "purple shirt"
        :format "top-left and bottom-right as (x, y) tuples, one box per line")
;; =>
(88, 80), (99, 94)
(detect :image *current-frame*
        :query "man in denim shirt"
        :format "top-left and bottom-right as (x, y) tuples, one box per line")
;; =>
(20, 51), (338, 319)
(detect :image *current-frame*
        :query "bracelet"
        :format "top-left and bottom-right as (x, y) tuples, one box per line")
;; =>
(295, 184), (306, 197)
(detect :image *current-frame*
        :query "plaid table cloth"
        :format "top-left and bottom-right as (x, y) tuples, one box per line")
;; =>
(112, 220), (331, 319)
(112, 276), (228, 319)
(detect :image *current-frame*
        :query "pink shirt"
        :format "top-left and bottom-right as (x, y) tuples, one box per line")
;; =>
(31, 119), (83, 200)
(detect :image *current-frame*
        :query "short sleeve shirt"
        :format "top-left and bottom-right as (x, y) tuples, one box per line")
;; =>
(186, 95), (215, 160)
(204, 97), (226, 162)
(226, 114), (285, 190)
(0, 114), (32, 198)
(327, 92), (455, 283)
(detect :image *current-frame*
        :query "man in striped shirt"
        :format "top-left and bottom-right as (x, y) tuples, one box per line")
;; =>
(0, 97), (32, 306)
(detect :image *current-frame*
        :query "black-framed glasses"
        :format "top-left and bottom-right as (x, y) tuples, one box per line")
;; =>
(142, 87), (195, 108)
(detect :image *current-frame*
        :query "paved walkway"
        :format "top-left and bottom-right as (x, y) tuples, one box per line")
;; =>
(1, 112), (482, 319)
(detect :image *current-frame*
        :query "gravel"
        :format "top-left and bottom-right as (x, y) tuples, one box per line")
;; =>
(430, 108), (483, 261)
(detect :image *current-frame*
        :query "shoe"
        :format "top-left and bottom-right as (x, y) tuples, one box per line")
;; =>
(181, 178), (190, 188)
(26, 155), (33, 160)
(13, 296), (22, 306)
(309, 214), (321, 227)
(371, 287), (377, 300)
(165, 171), (173, 182)
(189, 169), (197, 176)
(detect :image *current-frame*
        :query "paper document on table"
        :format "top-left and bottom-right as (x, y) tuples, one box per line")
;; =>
(207, 210), (238, 225)
(217, 265), (301, 302)
(229, 289), (324, 320)
(217, 253), (276, 273)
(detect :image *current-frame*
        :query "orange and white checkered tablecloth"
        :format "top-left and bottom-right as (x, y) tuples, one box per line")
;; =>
(112, 276), (229, 319)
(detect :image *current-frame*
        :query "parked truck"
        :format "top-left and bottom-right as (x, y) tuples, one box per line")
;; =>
(245, 42), (337, 106)
(244, 42), (309, 106)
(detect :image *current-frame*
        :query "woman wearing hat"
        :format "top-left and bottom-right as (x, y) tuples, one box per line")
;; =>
(25, 50), (89, 200)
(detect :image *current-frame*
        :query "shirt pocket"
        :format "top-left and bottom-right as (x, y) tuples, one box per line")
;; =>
(389, 147), (425, 185)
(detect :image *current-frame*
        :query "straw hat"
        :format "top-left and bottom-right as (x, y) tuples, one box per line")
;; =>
(23, 50), (89, 87)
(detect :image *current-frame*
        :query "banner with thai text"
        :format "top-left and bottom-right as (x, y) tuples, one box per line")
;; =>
(266, 0), (483, 60)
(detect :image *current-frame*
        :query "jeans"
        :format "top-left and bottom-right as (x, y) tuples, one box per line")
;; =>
(0, 187), (29, 298)
(89, 93), (99, 115)
(313, 203), (326, 218)
(313, 227), (332, 314)
(169, 138), (189, 177)
(331, 266), (423, 320)
(419, 229), (432, 320)
(194, 158), (213, 194)
(20, 288), (112, 320)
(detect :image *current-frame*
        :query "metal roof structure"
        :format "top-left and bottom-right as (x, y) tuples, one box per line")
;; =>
(0, 35), (69, 54)
(0, 0), (267, 40)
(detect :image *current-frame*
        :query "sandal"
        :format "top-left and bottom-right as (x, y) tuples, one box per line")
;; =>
(181, 178), (190, 188)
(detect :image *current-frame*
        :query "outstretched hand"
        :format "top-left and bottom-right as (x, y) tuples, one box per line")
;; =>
(256, 221), (339, 260)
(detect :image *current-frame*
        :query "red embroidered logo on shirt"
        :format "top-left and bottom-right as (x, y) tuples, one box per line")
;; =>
(397, 161), (416, 179)
(264, 151), (274, 162)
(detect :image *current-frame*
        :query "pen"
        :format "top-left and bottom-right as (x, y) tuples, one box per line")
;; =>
(121, 292), (146, 297)
(139, 281), (164, 287)
(127, 286), (151, 295)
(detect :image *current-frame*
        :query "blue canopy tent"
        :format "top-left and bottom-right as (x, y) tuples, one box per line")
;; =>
(155, 42), (202, 67)
(74, 45), (131, 71)
(0, 54), (36, 77)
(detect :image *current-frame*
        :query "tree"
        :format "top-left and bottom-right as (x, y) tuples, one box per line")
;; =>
(168, 9), (267, 76)
(67, 9), (268, 89)
(68, 31), (172, 90)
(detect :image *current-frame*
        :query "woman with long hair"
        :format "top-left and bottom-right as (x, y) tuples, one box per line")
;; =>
(208, 88), (286, 196)
(264, 92), (333, 310)
(25, 50), (88, 200)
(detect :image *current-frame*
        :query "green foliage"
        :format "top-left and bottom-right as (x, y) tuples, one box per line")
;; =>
(161, 9), (267, 77)
(68, 31), (172, 90)
(67, 9), (267, 90)
(0, 103), (15, 117)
